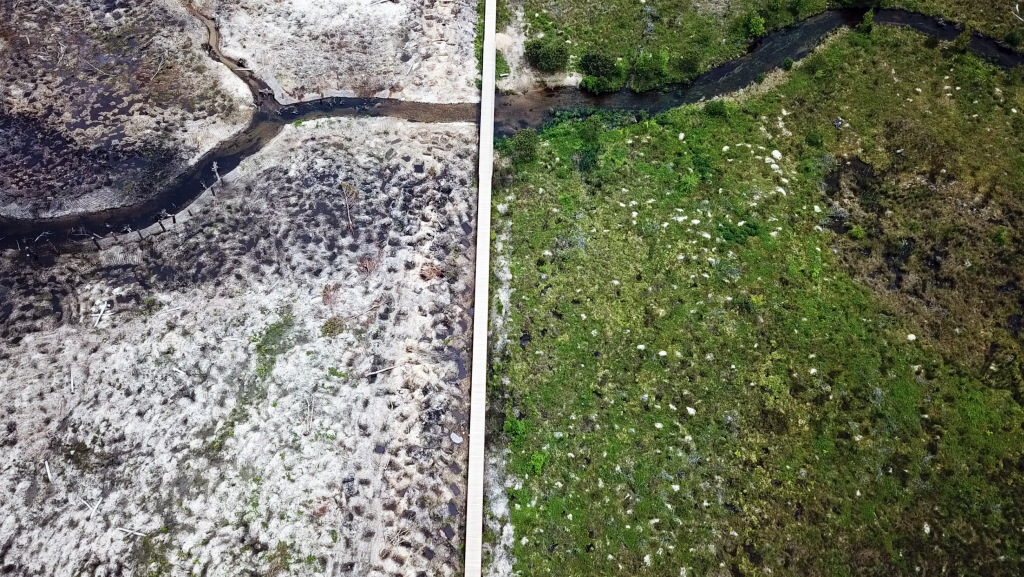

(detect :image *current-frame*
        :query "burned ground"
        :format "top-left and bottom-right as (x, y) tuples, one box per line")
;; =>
(0, 118), (477, 576)
(0, 0), (252, 221)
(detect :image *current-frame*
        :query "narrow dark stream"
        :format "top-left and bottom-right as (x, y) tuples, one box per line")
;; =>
(495, 9), (1024, 135)
(2, 8), (1020, 248)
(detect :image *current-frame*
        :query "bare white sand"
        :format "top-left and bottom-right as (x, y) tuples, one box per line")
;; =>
(200, 0), (481, 104)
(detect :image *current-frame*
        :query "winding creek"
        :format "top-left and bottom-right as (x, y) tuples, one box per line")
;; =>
(1, 7), (1021, 248)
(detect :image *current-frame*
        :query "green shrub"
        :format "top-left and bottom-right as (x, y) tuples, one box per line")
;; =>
(793, 0), (826, 19)
(805, 131), (823, 147)
(630, 48), (670, 92)
(782, 57), (794, 70)
(953, 26), (973, 53)
(859, 9), (874, 34)
(503, 416), (527, 445)
(577, 114), (603, 147)
(704, 100), (729, 117)
(509, 128), (540, 164)
(525, 37), (569, 73)
(1007, 29), (1024, 47)
(677, 172), (699, 195)
(993, 226), (1010, 246)
(528, 451), (548, 475)
(580, 53), (628, 93)
(745, 13), (766, 38)
(756, 72), (767, 84)
(848, 225), (866, 240)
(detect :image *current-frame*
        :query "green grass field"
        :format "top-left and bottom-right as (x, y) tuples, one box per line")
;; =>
(504, 0), (1023, 91)
(488, 23), (1024, 575)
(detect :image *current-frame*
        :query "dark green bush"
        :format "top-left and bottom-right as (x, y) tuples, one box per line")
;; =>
(721, 220), (763, 244)
(704, 100), (729, 118)
(580, 53), (628, 93)
(1007, 29), (1024, 47)
(630, 48), (669, 92)
(782, 57), (794, 70)
(805, 131), (823, 147)
(509, 128), (540, 164)
(525, 36), (569, 73)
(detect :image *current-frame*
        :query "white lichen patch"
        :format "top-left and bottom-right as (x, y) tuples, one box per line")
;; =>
(0, 118), (478, 576)
(200, 0), (479, 104)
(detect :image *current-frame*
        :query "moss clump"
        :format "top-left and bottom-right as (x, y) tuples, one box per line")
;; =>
(254, 306), (295, 379)
(503, 415), (527, 446)
(320, 317), (344, 338)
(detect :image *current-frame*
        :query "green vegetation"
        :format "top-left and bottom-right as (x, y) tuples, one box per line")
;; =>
(503, 128), (541, 165)
(254, 306), (295, 379)
(497, 50), (512, 78)
(492, 24), (1024, 575)
(320, 317), (344, 338)
(580, 53), (628, 94)
(516, 0), (1021, 93)
(526, 36), (571, 72)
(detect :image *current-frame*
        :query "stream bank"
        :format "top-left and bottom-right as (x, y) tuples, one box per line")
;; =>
(3, 8), (1021, 249)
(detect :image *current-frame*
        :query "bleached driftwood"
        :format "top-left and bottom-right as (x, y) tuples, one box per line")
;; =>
(92, 302), (107, 328)
(365, 364), (401, 378)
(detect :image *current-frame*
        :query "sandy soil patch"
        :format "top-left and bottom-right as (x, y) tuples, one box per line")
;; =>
(0, 117), (478, 576)
(199, 0), (480, 105)
(495, 8), (582, 95)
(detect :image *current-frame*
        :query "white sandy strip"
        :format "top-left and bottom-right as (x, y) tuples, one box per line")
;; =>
(465, 0), (496, 573)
